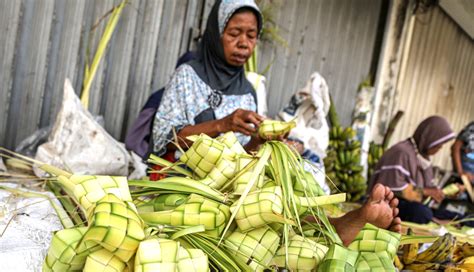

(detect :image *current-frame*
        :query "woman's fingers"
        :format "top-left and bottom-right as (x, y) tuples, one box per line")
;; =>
(233, 110), (267, 135)
(392, 207), (399, 217)
(238, 124), (256, 135)
(242, 111), (264, 127)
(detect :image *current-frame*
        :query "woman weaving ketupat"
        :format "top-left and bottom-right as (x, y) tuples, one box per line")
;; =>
(151, 0), (401, 245)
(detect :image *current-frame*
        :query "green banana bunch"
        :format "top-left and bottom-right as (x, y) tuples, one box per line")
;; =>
(367, 142), (384, 181)
(325, 125), (366, 201)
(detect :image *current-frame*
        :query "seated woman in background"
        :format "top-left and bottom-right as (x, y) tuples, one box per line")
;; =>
(368, 116), (457, 224)
(451, 121), (474, 184)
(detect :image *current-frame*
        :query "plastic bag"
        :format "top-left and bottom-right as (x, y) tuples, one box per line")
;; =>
(278, 72), (330, 160)
(34, 79), (146, 179)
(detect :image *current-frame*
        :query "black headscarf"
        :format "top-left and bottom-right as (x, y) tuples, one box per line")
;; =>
(188, 0), (262, 96)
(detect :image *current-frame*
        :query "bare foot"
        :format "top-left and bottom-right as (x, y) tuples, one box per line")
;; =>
(362, 183), (402, 233)
(329, 184), (401, 245)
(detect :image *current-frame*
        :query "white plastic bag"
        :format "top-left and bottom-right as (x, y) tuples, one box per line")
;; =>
(278, 72), (331, 159)
(34, 79), (146, 178)
(277, 72), (331, 195)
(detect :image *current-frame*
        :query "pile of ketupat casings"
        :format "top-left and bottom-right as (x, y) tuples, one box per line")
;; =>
(41, 119), (402, 272)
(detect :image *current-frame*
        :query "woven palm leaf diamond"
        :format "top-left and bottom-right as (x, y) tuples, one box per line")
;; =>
(233, 154), (265, 194)
(43, 227), (99, 271)
(76, 193), (145, 262)
(177, 246), (209, 272)
(231, 186), (288, 232)
(180, 135), (236, 178)
(348, 223), (401, 259)
(273, 235), (328, 271)
(135, 238), (180, 272)
(82, 248), (126, 272)
(216, 131), (246, 155)
(317, 243), (359, 272)
(139, 194), (230, 237)
(58, 174), (132, 213)
(201, 156), (237, 190)
(224, 226), (280, 271)
(355, 251), (396, 272)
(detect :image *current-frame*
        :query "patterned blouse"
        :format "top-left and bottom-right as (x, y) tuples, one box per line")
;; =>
(152, 64), (257, 156)
(458, 121), (474, 173)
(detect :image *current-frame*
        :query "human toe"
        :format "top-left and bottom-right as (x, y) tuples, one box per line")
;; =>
(389, 217), (402, 233)
(389, 197), (399, 208)
(370, 184), (385, 202)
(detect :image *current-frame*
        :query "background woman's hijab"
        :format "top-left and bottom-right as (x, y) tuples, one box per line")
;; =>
(368, 116), (454, 191)
(188, 0), (262, 94)
(412, 115), (455, 155)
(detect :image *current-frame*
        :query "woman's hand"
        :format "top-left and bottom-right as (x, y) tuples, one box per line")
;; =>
(217, 109), (265, 136)
(423, 187), (445, 203)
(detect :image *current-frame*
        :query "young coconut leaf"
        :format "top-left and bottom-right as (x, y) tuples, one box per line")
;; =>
(148, 154), (193, 177)
(139, 194), (230, 237)
(81, 0), (128, 109)
(136, 193), (188, 213)
(83, 248), (126, 272)
(128, 178), (226, 203)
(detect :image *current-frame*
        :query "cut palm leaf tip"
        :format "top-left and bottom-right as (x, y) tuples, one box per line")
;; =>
(2, 121), (430, 271)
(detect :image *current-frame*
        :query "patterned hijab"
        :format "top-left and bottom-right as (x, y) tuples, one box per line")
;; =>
(368, 116), (455, 192)
(188, 0), (262, 95)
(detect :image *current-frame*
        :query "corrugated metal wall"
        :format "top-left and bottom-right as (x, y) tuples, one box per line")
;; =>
(389, 6), (474, 169)
(0, 0), (384, 149)
(0, 0), (206, 149)
(259, 0), (384, 122)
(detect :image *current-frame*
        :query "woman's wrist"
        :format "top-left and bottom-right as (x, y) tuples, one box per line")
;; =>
(214, 119), (224, 134)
